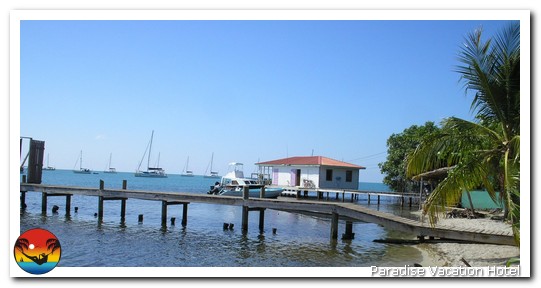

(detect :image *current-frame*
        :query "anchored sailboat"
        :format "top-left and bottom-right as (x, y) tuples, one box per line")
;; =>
(43, 153), (56, 171)
(135, 130), (167, 178)
(73, 150), (91, 174)
(180, 156), (194, 177)
(204, 152), (220, 178)
(104, 153), (117, 173)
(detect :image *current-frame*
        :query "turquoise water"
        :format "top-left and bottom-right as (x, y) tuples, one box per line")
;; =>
(18, 170), (422, 268)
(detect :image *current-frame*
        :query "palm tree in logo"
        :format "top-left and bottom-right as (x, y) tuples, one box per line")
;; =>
(15, 238), (60, 265)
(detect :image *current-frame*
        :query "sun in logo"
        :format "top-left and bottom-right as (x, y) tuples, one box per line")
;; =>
(14, 228), (61, 275)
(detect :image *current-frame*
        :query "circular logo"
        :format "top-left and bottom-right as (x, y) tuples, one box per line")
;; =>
(14, 228), (61, 275)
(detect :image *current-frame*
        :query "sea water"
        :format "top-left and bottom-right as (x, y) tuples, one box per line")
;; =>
(18, 170), (423, 268)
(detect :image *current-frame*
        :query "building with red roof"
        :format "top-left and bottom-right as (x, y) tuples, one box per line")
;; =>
(256, 156), (365, 189)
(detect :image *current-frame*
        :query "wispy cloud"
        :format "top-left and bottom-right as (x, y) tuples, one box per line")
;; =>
(95, 134), (106, 140)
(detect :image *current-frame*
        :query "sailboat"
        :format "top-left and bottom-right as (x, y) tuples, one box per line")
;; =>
(204, 152), (220, 178)
(73, 150), (91, 174)
(180, 156), (194, 177)
(135, 130), (167, 178)
(43, 153), (56, 171)
(104, 153), (117, 173)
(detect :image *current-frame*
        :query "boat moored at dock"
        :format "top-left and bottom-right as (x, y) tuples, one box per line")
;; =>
(209, 162), (283, 198)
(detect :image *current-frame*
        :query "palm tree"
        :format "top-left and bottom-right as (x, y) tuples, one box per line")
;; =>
(406, 22), (520, 245)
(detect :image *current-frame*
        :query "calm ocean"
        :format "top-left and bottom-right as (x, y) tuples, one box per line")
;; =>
(19, 170), (423, 268)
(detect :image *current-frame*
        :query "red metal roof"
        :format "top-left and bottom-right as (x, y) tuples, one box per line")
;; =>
(256, 156), (365, 169)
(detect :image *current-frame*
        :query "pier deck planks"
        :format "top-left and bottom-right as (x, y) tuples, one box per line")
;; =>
(20, 183), (516, 246)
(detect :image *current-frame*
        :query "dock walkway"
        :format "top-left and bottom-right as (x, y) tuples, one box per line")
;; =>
(19, 182), (515, 246)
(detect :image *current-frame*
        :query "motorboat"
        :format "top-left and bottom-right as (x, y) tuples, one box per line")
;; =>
(208, 162), (283, 198)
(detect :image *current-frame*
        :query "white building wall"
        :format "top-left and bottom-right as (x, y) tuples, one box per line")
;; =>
(266, 165), (359, 189)
(318, 166), (360, 190)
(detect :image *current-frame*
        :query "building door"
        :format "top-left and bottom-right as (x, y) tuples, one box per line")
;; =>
(295, 169), (301, 187)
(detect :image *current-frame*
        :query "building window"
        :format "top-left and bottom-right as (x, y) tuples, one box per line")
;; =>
(346, 170), (353, 182)
(326, 169), (333, 181)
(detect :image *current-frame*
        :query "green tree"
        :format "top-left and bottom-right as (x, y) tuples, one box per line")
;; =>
(379, 122), (440, 192)
(406, 22), (520, 245)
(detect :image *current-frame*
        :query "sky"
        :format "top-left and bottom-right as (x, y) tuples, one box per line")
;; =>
(17, 15), (517, 183)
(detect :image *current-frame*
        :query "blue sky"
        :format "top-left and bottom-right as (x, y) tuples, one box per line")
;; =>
(19, 18), (516, 182)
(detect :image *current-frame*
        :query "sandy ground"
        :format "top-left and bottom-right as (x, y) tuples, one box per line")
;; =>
(411, 211), (520, 267)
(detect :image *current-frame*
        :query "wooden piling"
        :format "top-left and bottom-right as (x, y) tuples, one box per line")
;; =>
(161, 201), (168, 227)
(121, 180), (127, 223)
(259, 209), (265, 232)
(65, 194), (71, 216)
(41, 192), (47, 214)
(182, 203), (188, 226)
(368, 194), (371, 204)
(241, 206), (249, 233)
(120, 199), (126, 222)
(342, 221), (354, 240)
(330, 212), (339, 240)
(243, 186), (249, 200)
(98, 196), (104, 220)
(377, 195), (380, 204)
(138, 214), (144, 223)
(260, 186), (265, 198)
(20, 191), (26, 209)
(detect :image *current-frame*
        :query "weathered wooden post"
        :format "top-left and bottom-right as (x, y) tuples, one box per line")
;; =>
(259, 209), (265, 232)
(161, 201), (168, 227)
(98, 196), (104, 220)
(242, 186), (249, 233)
(182, 203), (188, 226)
(377, 195), (380, 205)
(65, 194), (71, 216)
(20, 191), (26, 210)
(121, 180), (127, 222)
(330, 212), (339, 240)
(98, 180), (104, 221)
(368, 193), (371, 204)
(120, 199), (127, 223)
(260, 186), (265, 198)
(41, 192), (47, 214)
(27, 140), (45, 184)
(342, 221), (355, 240)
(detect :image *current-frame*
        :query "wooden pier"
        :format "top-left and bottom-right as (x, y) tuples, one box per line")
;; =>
(19, 182), (516, 246)
(280, 186), (421, 207)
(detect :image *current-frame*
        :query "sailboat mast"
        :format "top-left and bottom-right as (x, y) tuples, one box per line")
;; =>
(80, 150), (83, 170)
(147, 130), (154, 169)
(210, 152), (214, 171)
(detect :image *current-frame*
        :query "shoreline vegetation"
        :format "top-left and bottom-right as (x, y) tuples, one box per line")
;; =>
(410, 210), (519, 267)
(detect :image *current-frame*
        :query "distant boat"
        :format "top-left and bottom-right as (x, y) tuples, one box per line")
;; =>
(43, 153), (56, 171)
(203, 152), (220, 178)
(135, 130), (167, 178)
(180, 156), (194, 177)
(73, 150), (92, 174)
(104, 153), (117, 173)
